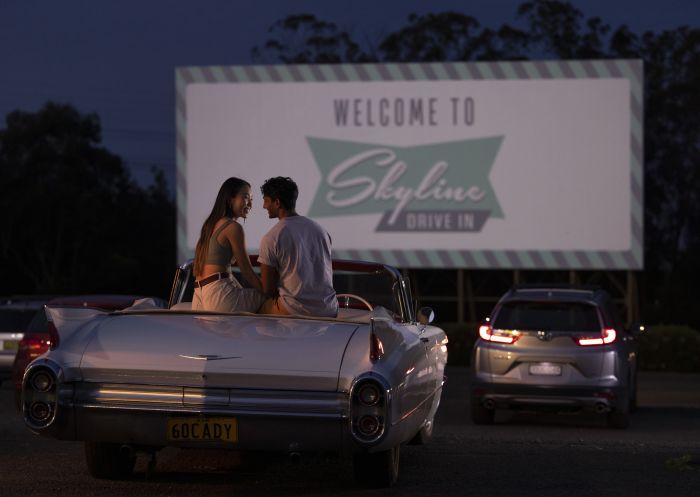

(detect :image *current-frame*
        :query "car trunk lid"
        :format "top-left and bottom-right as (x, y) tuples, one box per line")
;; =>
(78, 312), (361, 391)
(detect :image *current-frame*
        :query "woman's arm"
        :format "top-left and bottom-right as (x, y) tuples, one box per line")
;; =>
(226, 222), (263, 293)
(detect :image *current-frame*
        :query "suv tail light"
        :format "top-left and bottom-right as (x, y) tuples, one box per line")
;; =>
(18, 335), (51, 360)
(575, 328), (617, 346)
(478, 324), (520, 344)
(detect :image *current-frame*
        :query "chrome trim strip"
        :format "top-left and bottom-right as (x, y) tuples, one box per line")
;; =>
(178, 354), (242, 361)
(77, 403), (348, 419)
(396, 384), (443, 425)
(72, 383), (349, 417)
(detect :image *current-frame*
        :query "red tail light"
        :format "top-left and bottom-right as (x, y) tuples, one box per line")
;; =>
(47, 321), (60, 350)
(369, 332), (384, 361)
(478, 324), (520, 344)
(14, 335), (52, 392)
(19, 336), (51, 360)
(575, 328), (617, 346)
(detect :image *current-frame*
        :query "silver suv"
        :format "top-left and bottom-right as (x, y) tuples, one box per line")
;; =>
(471, 285), (642, 429)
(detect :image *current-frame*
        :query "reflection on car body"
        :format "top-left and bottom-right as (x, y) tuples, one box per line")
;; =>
(20, 258), (447, 487)
(471, 285), (643, 429)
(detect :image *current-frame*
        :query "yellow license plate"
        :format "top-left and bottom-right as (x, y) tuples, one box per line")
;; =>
(2, 340), (18, 351)
(167, 417), (238, 443)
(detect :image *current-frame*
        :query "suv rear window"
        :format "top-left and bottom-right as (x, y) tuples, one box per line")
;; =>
(493, 301), (602, 332)
(0, 309), (37, 331)
(26, 309), (48, 333)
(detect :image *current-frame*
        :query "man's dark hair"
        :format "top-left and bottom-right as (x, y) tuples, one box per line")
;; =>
(261, 176), (298, 210)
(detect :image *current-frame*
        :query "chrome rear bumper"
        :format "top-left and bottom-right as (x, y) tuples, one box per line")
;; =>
(32, 381), (360, 452)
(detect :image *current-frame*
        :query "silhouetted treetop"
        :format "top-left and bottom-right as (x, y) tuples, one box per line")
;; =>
(251, 14), (371, 64)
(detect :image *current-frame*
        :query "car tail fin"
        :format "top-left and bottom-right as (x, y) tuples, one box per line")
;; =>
(369, 307), (402, 361)
(45, 306), (108, 349)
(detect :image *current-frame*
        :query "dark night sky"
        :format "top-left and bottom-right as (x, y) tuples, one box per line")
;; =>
(1, 0), (698, 189)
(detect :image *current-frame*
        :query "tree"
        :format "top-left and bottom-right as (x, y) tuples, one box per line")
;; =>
(0, 102), (175, 297)
(251, 11), (529, 64)
(638, 27), (700, 270)
(379, 12), (528, 62)
(516, 0), (611, 58)
(251, 14), (372, 64)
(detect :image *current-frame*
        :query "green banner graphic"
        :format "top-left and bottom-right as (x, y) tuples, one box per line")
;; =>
(307, 137), (503, 232)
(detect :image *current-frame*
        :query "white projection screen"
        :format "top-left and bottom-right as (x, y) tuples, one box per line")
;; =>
(176, 60), (643, 269)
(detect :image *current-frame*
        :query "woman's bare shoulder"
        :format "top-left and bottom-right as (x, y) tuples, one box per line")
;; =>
(220, 218), (244, 236)
(213, 217), (238, 230)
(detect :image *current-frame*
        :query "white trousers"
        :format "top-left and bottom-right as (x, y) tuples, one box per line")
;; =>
(192, 275), (264, 313)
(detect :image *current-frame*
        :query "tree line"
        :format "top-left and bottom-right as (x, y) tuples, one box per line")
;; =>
(0, 0), (697, 325)
(0, 103), (175, 299)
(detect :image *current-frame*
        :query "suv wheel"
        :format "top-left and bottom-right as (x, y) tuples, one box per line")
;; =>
(471, 396), (495, 425)
(607, 394), (630, 429)
(629, 372), (638, 412)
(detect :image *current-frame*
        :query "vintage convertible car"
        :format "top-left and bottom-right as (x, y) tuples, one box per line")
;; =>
(21, 258), (447, 487)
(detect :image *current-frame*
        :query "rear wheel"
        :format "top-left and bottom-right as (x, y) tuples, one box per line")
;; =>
(353, 445), (400, 487)
(471, 396), (495, 425)
(85, 442), (136, 479)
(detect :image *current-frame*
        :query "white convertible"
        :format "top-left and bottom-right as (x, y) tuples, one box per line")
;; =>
(21, 258), (447, 487)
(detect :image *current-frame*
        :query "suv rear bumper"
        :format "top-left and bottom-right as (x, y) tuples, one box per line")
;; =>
(471, 382), (628, 413)
(0, 354), (16, 381)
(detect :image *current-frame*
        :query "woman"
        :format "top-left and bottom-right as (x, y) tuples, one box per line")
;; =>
(192, 177), (264, 313)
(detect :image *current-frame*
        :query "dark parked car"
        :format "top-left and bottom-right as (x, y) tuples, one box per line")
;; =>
(12, 295), (166, 407)
(0, 297), (50, 386)
(471, 285), (643, 429)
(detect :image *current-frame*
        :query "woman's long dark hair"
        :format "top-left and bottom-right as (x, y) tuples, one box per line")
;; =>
(193, 177), (250, 277)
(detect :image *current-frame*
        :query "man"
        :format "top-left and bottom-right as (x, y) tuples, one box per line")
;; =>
(257, 177), (338, 317)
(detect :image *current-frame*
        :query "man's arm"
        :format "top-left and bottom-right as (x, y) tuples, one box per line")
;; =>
(260, 263), (279, 299)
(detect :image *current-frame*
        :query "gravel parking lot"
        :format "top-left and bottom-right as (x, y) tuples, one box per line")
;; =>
(1, 367), (699, 496)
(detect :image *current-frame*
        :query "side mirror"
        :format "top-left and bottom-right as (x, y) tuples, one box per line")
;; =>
(417, 306), (435, 325)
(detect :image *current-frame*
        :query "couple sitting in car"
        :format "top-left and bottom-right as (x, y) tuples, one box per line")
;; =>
(191, 176), (338, 318)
